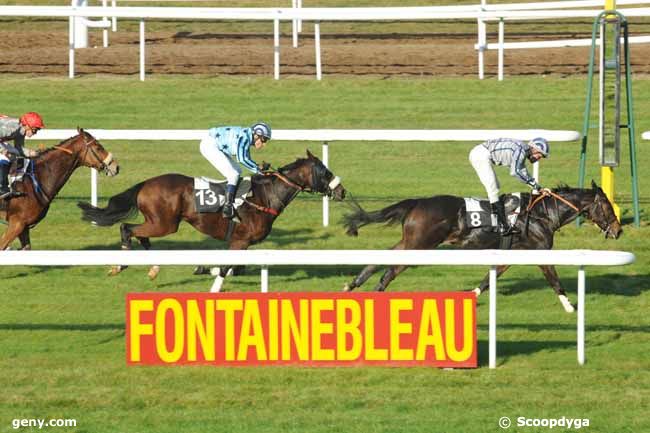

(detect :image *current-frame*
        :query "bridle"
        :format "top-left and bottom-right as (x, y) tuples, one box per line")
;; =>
(245, 162), (342, 217)
(54, 133), (114, 175)
(526, 189), (618, 237)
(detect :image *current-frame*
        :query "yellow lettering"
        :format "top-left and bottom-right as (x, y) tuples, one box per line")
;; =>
(311, 299), (335, 361)
(281, 299), (309, 360)
(336, 299), (362, 361)
(390, 299), (414, 361)
(364, 299), (388, 360)
(216, 299), (243, 361)
(129, 299), (154, 362)
(155, 299), (185, 363)
(186, 300), (215, 362)
(416, 300), (446, 361)
(237, 300), (268, 361)
(268, 299), (279, 361)
(445, 299), (475, 362)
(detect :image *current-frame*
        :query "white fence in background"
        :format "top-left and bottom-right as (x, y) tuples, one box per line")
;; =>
(32, 129), (580, 226)
(2, 3), (650, 80)
(0, 248), (636, 368)
(641, 131), (650, 140)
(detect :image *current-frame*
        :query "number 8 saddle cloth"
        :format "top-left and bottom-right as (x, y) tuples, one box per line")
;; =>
(463, 193), (523, 231)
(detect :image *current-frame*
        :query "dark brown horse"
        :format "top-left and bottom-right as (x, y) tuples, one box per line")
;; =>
(77, 150), (346, 288)
(0, 129), (119, 250)
(342, 181), (622, 312)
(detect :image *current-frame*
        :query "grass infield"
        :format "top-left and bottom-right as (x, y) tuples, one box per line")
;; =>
(0, 75), (649, 433)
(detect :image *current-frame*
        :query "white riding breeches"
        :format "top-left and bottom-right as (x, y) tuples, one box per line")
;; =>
(199, 134), (241, 186)
(469, 144), (500, 203)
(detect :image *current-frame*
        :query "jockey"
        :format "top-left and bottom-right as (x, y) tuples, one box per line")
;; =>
(199, 122), (272, 219)
(0, 112), (45, 199)
(469, 137), (550, 235)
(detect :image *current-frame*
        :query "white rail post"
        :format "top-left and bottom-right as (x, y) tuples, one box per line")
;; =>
(73, 0), (89, 49)
(577, 266), (586, 365)
(292, 0), (298, 48)
(297, 0), (302, 33)
(91, 169), (98, 207)
(498, 18), (505, 81)
(489, 265), (497, 369)
(274, 19), (280, 80)
(315, 21), (322, 80)
(477, 0), (487, 79)
(102, 0), (108, 48)
(261, 266), (269, 293)
(111, 0), (117, 31)
(139, 18), (145, 81)
(322, 141), (329, 227)
(68, 17), (75, 79)
(533, 160), (540, 182)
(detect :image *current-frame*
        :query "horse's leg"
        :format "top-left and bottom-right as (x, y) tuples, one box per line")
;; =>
(373, 264), (409, 292)
(136, 237), (161, 280)
(539, 265), (575, 313)
(108, 223), (137, 276)
(343, 265), (381, 292)
(210, 239), (250, 293)
(473, 265), (511, 297)
(0, 218), (26, 250)
(18, 228), (31, 250)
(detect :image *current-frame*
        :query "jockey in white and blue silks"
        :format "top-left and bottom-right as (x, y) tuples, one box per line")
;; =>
(199, 122), (271, 219)
(469, 137), (550, 235)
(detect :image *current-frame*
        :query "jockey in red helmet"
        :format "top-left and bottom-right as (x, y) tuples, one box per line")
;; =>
(0, 112), (45, 199)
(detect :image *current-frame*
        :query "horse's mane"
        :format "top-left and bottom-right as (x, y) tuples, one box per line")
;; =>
(34, 134), (79, 159)
(278, 157), (309, 172)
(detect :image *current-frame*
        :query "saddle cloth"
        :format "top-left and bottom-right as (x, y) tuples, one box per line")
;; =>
(193, 176), (253, 213)
(8, 158), (30, 186)
(463, 193), (522, 229)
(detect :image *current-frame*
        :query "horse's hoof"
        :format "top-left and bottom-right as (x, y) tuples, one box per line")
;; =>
(472, 288), (481, 297)
(559, 295), (575, 313)
(148, 265), (160, 280)
(108, 265), (124, 276)
(193, 266), (209, 275)
(343, 283), (352, 292)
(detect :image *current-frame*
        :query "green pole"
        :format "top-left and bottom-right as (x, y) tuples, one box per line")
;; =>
(623, 20), (641, 226)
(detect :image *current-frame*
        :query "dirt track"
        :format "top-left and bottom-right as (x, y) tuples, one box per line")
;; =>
(3, 24), (650, 77)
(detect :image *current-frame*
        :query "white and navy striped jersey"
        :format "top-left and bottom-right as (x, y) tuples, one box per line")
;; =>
(207, 126), (258, 173)
(481, 138), (536, 187)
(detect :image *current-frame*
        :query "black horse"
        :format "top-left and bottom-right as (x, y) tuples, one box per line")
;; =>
(78, 150), (346, 289)
(342, 181), (622, 312)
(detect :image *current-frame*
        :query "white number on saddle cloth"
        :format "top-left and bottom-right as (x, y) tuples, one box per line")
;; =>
(196, 189), (218, 206)
(463, 197), (491, 229)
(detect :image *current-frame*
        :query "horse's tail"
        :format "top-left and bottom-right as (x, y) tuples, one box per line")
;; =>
(342, 198), (419, 237)
(77, 182), (146, 226)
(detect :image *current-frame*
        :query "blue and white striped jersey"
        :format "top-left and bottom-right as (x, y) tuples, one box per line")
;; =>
(208, 126), (258, 173)
(482, 138), (536, 187)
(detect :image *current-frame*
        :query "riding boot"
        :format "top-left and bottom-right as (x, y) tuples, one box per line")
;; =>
(491, 201), (519, 236)
(0, 163), (11, 199)
(222, 184), (236, 219)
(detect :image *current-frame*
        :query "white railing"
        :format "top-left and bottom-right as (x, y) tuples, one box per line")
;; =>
(0, 248), (636, 368)
(3, 4), (650, 80)
(31, 128), (580, 226)
(641, 131), (650, 140)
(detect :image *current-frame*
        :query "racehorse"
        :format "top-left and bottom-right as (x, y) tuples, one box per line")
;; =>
(77, 150), (346, 288)
(0, 128), (119, 250)
(342, 181), (622, 313)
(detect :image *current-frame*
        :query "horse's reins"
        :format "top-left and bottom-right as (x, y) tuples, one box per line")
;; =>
(243, 171), (303, 217)
(526, 190), (580, 213)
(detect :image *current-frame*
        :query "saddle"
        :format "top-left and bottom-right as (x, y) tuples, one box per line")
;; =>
(8, 157), (30, 187)
(193, 176), (253, 213)
(463, 193), (524, 231)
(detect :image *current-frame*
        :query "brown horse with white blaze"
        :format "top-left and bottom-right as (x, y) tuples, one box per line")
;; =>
(0, 129), (119, 250)
(77, 150), (346, 288)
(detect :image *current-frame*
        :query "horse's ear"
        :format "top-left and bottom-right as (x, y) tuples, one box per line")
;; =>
(306, 149), (315, 160)
(77, 126), (83, 134)
(591, 179), (598, 190)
